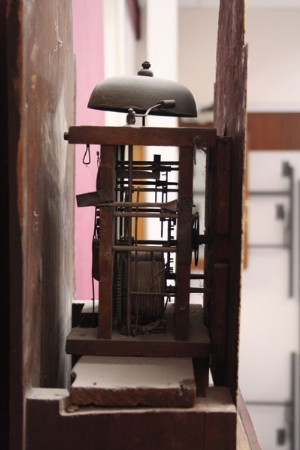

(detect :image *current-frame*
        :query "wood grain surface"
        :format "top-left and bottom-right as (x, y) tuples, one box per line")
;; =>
(70, 356), (196, 408)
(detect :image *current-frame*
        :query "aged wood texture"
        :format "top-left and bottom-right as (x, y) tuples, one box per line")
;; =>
(7, 0), (75, 448)
(204, 139), (232, 386)
(66, 125), (217, 148)
(212, 138), (231, 235)
(26, 386), (236, 450)
(175, 146), (194, 341)
(193, 357), (209, 397)
(66, 304), (210, 358)
(0, 1), (9, 447)
(66, 327), (210, 357)
(70, 356), (196, 408)
(210, 264), (229, 353)
(247, 112), (300, 151)
(97, 146), (115, 339)
(214, 0), (248, 402)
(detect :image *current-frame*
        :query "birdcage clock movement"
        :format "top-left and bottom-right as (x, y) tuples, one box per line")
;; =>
(64, 62), (237, 447)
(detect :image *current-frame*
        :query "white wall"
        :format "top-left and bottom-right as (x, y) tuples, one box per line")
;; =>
(178, 9), (218, 111)
(246, 9), (300, 111)
(103, 0), (137, 126)
(241, 151), (299, 450)
(178, 8), (300, 112)
(103, 0), (137, 79)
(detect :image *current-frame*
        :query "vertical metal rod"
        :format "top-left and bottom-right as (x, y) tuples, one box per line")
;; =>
(290, 352), (296, 450)
(126, 144), (133, 335)
(247, 162), (294, 297)
(281, 161), (294, 297)
(134, 188), (140, 332)
(288, 164), (294, 297)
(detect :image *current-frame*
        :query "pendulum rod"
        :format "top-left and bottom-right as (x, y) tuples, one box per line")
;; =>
(126, 145), (133, 335)
(134, 188), (140, 333)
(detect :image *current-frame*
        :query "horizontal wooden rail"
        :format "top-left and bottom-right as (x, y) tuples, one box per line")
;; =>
(65, 126), (217, 147)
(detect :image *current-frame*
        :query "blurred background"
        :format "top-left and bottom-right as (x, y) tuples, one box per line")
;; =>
(72, 1), (300, 448)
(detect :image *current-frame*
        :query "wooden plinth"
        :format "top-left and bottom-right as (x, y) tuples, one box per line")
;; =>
(26, 386), (238, 450)
(70, 356), (196, 408)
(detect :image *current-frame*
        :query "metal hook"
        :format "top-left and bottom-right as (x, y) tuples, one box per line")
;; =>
(83, 144), (91, 166)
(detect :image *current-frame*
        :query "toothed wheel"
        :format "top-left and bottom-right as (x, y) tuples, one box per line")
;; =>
(116, 253), (126, 326)
(117, 252), (166, 330)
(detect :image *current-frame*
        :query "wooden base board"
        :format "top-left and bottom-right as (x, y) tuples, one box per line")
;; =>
(66, 304), (210, 358)
(70, 356), (196, 408)
(26, 386), (237, 450)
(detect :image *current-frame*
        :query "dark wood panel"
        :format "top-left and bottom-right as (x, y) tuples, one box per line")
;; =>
(25, 387), (261, 449)
(66, 304), (210, 359)
(7, 1), (75, 447)
(204, 139), (232, 387)
(97, 146), (115, 339)
(66, 330), (210, 358)
(203, 409), (236, 449)
(7, 2), (24, 448)
(212, 138), (231, 235)
(66, 338), (210, 358)
(211, 264), (229, 353)
(26, 387), (236, 450)
(193, 358), (209, 397)
(210, 264), (229, 385)
(213, 0), (247, 403)
(66, 126), (217, 147)
(0, 0), (10, 448)
(175, 147), (194, 341)
(248, 112), (300, 150)
(213, 236), (230, 260)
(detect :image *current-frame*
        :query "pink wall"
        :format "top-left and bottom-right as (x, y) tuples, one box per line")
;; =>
(72, 0), (104, 299)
